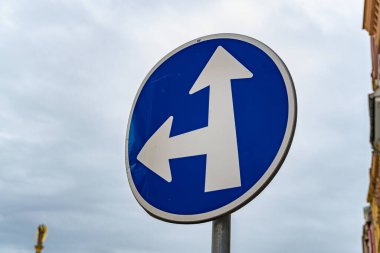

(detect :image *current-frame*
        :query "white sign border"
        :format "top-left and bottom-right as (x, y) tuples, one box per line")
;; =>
(125, 33), (297, 224)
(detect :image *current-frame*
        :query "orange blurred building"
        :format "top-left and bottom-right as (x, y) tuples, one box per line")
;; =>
(363, 1), (380, 252)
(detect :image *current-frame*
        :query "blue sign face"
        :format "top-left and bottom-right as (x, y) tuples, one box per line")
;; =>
(126, 34), (296, 223)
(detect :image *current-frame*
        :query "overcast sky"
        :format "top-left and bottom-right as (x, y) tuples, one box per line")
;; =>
(0, 0), (372, 252)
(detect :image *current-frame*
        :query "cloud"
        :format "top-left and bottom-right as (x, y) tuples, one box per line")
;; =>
(0, 0), (370, 252)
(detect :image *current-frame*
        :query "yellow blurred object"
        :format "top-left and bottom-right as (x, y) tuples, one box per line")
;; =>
(35, 224), (47, 253)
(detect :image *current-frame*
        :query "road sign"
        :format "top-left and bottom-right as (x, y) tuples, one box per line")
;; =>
(126, 34), (296, 224)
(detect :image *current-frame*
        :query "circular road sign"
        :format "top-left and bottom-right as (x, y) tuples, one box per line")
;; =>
(126, 33), (297, 224)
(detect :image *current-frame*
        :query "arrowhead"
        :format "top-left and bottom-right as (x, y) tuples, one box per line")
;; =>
(137, 116), (174, 182)
(189, 46), (253, 94)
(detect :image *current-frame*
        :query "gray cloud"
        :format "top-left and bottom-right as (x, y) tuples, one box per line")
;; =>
(0, 0), (370, 252)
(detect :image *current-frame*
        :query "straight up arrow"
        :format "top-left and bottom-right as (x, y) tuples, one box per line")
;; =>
(137, 46), (253, 192)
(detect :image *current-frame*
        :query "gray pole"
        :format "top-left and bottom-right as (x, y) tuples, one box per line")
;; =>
(212, 214), (231, 253)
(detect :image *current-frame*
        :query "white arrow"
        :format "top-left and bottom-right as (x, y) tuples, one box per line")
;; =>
(137, 46), (253, 192)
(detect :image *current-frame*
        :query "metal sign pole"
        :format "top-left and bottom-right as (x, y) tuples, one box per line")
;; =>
(212, 214), (231, 253)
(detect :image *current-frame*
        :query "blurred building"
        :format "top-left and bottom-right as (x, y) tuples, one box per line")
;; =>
(363, 0), (380, 90)
(363, 1), (380, 252)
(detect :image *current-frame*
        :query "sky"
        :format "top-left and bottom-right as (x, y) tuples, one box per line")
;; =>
(0, 0), (372, 252)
